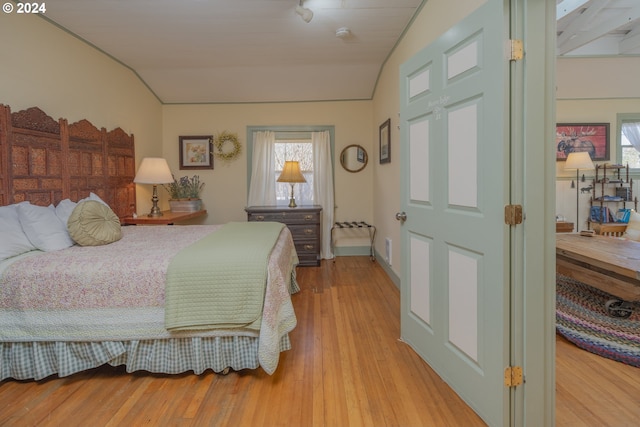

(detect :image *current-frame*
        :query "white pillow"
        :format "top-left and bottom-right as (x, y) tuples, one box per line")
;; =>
(17, 203), (75, 251)
(0, 203), (36, 260)
(55, 199), (78, 225)
(623, 210), (640, 241)
(80, 192), (109, 207)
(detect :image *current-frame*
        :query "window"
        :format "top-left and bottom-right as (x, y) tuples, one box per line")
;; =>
(617, 114), (640, 169)
(274, 139), (314, 204)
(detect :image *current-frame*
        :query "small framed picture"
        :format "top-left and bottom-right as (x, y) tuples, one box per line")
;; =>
(379, 118), (391, 164)
(555, 123), (609, 161)
(179, 135), (213, 170)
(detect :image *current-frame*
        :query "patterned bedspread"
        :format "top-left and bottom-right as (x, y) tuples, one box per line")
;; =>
(0, 225), (298, 375)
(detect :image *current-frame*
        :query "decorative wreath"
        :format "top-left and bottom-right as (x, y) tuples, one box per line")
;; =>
(213, 131), (242, 162)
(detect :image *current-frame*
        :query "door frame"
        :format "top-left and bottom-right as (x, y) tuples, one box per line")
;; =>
(511, 0), (557, 425)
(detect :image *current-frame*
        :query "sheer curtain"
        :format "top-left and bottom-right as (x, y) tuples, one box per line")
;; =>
(622, 122), (640, 152)
(247, 131), (277, 206)
(312, 130), (334, 259)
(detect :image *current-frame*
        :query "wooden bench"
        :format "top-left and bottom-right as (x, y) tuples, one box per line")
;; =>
(591, 223), (627, 237)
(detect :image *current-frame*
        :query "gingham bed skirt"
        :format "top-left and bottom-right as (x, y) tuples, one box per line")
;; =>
(0, 334), (291, 381)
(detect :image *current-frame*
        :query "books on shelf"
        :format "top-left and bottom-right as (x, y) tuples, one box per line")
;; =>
(590, 206), (631, 223)
(616, 208), (631, 223)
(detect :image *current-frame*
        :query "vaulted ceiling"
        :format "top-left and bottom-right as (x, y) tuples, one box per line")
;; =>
(42, 0), (424, 104)
(36, 0), (640, 104)
(557, 0), (640, 56)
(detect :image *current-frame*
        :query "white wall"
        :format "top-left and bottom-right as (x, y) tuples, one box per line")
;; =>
(162, 102), (374, 244)
(0, 12), (163, 215)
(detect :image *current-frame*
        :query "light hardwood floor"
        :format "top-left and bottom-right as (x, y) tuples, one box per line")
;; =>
(1, 257), (639, 426)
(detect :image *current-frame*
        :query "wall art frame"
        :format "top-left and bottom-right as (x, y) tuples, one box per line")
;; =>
(555, 123), (609, 161)
(379, 118), (391, 164)
(179, 135), (214, 170)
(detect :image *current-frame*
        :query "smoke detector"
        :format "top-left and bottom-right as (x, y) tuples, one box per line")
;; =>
(335, 27), (351, 38)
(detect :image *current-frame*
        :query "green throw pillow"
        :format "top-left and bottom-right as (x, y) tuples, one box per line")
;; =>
(67, 200), (122, 246)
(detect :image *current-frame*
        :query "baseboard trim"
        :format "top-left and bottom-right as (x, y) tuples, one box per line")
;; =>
(374, 248), (400, 290)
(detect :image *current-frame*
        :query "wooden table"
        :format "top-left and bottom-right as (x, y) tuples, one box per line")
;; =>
(121, 210), (207, 225)
(556, 233), (640, 302)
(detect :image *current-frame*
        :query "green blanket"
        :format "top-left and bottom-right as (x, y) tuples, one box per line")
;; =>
(164, 221), (285, 331)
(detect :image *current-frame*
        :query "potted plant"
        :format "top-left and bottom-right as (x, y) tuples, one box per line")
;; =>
(163, 175), (205, 212)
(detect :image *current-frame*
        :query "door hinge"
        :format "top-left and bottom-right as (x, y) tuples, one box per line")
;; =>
(504, 366), (523, 387)
(504, 204), (523, 225)
(509, 39), (524, 61)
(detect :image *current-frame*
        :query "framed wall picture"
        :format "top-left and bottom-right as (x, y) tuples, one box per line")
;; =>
(379, 118), (391, 164)
(179, 135), (213, 170)
(555, 123), (609, 161)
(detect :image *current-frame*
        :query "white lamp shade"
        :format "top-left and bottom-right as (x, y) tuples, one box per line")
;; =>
(134, 157), (174, 184)
(565, 152), (595, 170)
(277, 161), (307, 183)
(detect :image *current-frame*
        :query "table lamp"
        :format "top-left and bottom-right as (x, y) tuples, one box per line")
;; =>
(277, 160), (307, 208)
(133, 157), (174, 217)
(565, 152), (595, 231)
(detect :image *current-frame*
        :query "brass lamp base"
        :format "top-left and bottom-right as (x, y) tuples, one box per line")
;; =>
(288, 183), (298, 208)
(147, 185), (164, 217)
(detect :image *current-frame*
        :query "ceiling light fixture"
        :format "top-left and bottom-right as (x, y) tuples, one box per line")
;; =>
(335, 27), (351, 38)
(295, 1), (313, 23)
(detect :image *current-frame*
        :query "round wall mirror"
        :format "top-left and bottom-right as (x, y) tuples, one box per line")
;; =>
(340, 144), (368, 173)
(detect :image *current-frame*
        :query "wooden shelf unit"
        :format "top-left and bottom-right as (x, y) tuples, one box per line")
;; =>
(588, 163), (637, 228)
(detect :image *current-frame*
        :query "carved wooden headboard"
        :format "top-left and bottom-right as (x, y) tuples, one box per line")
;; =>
(0, 104), (136, 219)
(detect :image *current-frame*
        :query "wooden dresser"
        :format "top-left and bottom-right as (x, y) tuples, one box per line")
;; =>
(246, 205), (322, 267)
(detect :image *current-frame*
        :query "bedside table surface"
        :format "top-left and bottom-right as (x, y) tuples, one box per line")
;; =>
(122, 210), (207, 225)
(245, 205), (322, 212)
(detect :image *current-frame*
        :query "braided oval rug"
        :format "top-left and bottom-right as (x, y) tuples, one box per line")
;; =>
(556, 274), (640, 368)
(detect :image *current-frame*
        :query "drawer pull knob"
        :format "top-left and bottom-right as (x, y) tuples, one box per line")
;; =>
(304, 215), (313, 221)
(304, 229), (313, 234)
(255, 215), (265, 221)
(304, 244), (314, 250)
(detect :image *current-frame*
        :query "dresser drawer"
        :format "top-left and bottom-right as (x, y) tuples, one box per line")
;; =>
(247, 211), (319, 224)
(294, 238), (320, 266)
(245, 205), (322, 267)
(287, 224), (319, 239)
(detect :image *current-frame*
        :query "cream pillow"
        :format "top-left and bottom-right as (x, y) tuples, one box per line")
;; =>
(67, 201), (122, 246)
(623, 210), (640, 241)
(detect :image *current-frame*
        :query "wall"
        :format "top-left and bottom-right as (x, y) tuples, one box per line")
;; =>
(162, 102), (374, 239)
(0, 12), (163, 215)
(556, 57), (640, 230)
(370, 0), (486, 280)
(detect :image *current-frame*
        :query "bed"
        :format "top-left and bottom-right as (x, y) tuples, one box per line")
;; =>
(0, 104), (299, 381)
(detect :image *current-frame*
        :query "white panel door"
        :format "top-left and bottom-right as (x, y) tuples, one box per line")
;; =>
(399, 2), (510, 426)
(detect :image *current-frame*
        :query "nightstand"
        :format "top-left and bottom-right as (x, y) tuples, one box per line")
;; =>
(121, 210), (207, 225)
(246, 205), (322, 267)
